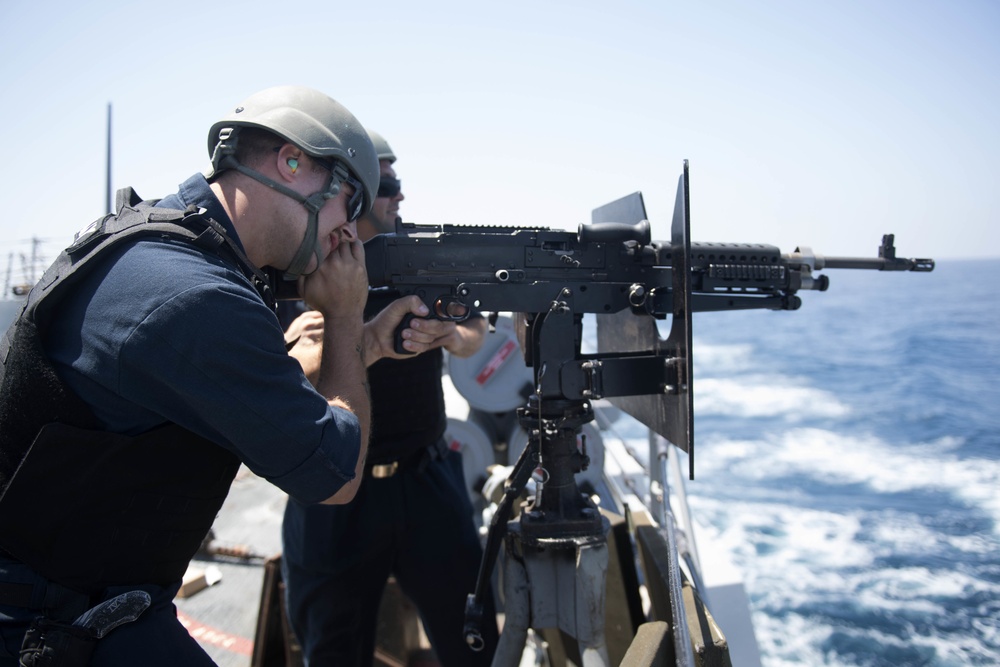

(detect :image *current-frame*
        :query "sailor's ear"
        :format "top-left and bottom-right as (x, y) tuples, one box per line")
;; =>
(276, 144), (303, 180)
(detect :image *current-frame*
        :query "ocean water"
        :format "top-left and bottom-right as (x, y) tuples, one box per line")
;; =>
(630, 258), (1000, 666)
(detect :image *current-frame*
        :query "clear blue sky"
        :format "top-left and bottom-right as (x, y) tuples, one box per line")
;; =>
(1, 0), (997, 264)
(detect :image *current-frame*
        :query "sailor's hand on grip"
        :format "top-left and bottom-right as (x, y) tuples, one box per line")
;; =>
(394, 312), (420, 355)
(363, 296), (431, 363)
(390, 297), (478, 355)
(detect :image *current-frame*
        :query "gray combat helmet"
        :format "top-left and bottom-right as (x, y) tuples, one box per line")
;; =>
(367, 130), (396, 164)
(207, 86), (379, 208)
(206, 86), (379, 277)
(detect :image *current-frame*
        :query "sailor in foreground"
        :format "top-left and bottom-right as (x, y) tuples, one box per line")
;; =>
(0, 85), (431, 666)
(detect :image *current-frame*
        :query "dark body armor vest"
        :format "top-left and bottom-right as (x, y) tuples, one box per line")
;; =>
(0, 188), (273, 594)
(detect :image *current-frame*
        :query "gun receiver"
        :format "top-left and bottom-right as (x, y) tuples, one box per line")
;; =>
(364, 219), (662, 322)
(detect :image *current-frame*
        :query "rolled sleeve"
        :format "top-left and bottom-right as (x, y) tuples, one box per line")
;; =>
(268, 405), (362, 504)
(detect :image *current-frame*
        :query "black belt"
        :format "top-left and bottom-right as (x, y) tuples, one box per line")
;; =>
(0, 578), (94, 620)
(364, 439), (448, 479)
(0, 581), (33, 607)
(0, 551), (96, 616)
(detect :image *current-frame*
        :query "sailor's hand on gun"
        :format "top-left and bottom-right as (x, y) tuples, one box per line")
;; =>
(400, 315), (459, 352)
(285, 297), (441, 375)
(433, 311), (488, 359)
(363, 296), (439, 363)
(384, 299), (479, 356)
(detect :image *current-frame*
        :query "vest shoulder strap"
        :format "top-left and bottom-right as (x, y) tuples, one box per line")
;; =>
(3, 187), (275, 358)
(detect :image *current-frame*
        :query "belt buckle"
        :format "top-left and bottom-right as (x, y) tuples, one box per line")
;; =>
(369, 461), (399, 479)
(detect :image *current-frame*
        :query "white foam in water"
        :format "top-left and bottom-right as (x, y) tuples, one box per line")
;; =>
(689, 490), (1000, 666)
(693, 499), (873, 580)
(750, 611), (852, 667)
(693, 342), (757, 374)
(869, 510), (999, 557)
(695, 377), (849, 420)
(618, 421), (1000, 665)
(850, 565), (987, 613)
(693, 340), (850, 419)
(696, 428), (1000, 532)
(752, 608), (991, 667)
(721, 442), (994, 662)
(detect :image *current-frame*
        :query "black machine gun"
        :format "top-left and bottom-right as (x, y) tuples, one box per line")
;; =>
(364, 161), (933, 477)
(362, 161), (933, 657)
(366, 217), (932, 318)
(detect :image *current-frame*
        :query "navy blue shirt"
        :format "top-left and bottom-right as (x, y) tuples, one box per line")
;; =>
(42, 174), (360, 504)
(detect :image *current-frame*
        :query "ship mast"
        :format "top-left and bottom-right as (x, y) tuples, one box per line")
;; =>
(106, 102), (112, 214)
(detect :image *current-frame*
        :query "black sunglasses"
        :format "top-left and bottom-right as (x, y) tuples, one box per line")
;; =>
(377, 176), (402, 199)
(314, 158), (366, 222)
(341, 174), (366, 222)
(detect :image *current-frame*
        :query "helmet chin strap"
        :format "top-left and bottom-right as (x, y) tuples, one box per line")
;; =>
(213, 151), (342, 278)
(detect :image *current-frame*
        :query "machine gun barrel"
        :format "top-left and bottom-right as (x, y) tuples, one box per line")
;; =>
(785, 234), (935, 272)
(681, 233), (934, 313)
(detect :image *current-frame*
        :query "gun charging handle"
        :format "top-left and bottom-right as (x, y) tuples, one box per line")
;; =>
(578, 219), (651, 245)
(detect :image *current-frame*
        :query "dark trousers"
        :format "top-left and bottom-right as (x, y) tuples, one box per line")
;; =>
(0, 556), (215, 666)
(281, 448), (498, 667)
